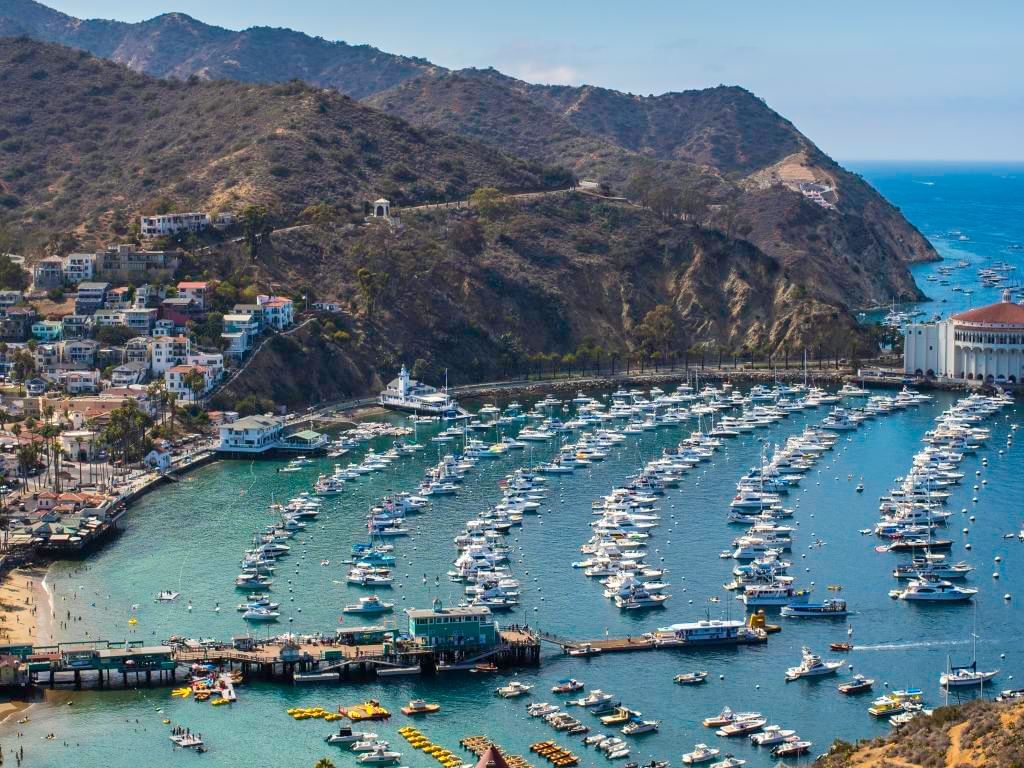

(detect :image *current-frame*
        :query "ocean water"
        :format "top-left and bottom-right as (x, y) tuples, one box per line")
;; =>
(3, 164), (1024, 768)
(851, 162), (1024, 317)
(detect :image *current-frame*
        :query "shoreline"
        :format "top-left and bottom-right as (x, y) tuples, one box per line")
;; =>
(0, 565), (54, 728)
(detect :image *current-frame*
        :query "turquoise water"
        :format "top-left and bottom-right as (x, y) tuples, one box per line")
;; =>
(4, 389), (1024, 767)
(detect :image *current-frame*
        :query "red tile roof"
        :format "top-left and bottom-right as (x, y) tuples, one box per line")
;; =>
(177, 281), (209, 290)
(952, 301), (1024, 325)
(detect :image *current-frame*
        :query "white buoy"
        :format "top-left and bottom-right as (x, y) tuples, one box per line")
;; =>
(996, 556), (1002, 563)
(1005, 593), (1012, 600)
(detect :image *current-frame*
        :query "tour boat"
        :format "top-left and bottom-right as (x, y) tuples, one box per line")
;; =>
(681, 744), (720, 765)
(780, 598), (848, 618)
(784, 647), (843, 681)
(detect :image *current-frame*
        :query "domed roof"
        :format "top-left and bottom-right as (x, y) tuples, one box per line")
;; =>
(952, 293), (1024, 325)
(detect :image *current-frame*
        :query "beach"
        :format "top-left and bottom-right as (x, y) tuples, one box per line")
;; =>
(0, 565), (53, 726)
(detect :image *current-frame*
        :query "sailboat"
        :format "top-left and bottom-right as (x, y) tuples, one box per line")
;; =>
(940, 607), (997, 689)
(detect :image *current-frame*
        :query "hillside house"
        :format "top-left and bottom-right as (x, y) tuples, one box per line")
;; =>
(74, 282), (110, 315)
(139, 212), (210, 238)
(104, 286), (133, 310)
(61, 339), (98, 367)
(256, 295), (295, 330)
(91, 309), (124, 328)
(95, 245), (180, 281)
(0, 307), (38, 341)
(222, 313), (259, 359)
(111, 362), (147, 387)
(63, 253), (96, 284)
(124, 337), (153, 367)
(31, 320), (63, 342)
(59, 370), (100, 395)
(60, 315), (91, 339)
(32, 257), (64, 290)
(177, 281), (210, 311)
(0, 290), (23, 308)
(123, 307), (158, 334)
(150, 335), (190, 374)
(165, 364), (215, 401)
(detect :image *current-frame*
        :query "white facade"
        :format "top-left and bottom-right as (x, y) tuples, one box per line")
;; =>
(217, 415), (285, 453)
(256, 295), (294, 330)
(140, 212), (210, 238)
(63, 253), (96, 283)
(164, 364), (216, 401)
(150, 335), (191, 375)
(904, 292), (1024, 384)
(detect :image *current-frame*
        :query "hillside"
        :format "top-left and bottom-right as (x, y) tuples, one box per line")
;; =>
(214, 193), (868, 409)
(816, 699), (1024, 768)
(0, 38), (560, 246)
(0, 0), (434, 97)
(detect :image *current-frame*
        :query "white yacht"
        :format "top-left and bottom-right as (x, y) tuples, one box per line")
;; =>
(890, 576), (977, 602)
(682, 744), (720, 764)
(784, 647), (843, 681)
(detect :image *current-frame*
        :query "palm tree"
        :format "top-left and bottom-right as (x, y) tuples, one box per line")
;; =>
(314, 760), (337, 768)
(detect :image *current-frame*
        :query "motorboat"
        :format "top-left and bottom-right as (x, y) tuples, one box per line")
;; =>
(673, 671), (708, 685)
(889, 576), (977, 602)
(621, 719), (660, 735)
(838, 674), (875, 695)
(575, 689), (615, 710)
(527, 702), (560, 717)
(343, 596), (395, 614)
(780, 598), (848, 618)
(552, 678), (585, 694)
(772, 741), (811, 758)
(702, 707), (761, 728)
(708, 758), (745, 768)
(495, 681), (533, 698)
(681, 744), (720, 765)
(750, 726), (796, 746)
(242, 607), (280, 622)
(155, 590), (180, 602)
(351, 739), (391, 752)
(715, 717), (766, 737)
(325, 725), (372, 745)
(357, 745), (402, 764)
(784, 647), (843, 681)
(567, 643), (602, 657)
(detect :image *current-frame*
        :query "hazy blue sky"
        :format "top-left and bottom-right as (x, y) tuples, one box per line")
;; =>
(42, 0), (1024, 161)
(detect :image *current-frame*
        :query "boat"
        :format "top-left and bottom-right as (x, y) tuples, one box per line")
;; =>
(343, 596), (395, 614)
(357, 745), (402, 764)
(155, 591), (180, 602)
(941, 660), (998, 688)
(341, 701), (391, 721)
(830, 642), (853, 652)
(325, 725), (369, 745)
(890, 576), (977, 602)
(750, 726), (796, 746)
(702, 707), (761, 728)
(715, 717), (766, 737)
(621, 719), (660, 735)
(784, 647), (843, 681)
(495, 681), (534, 698)
(681, 744), (720, 765)
(169, 733), (204, 749)
(552, 678), (585, 694)
(709, 759), (745, 768)
(838, 675), (875, 695)
(400, 699), (440, 715)
(376, 666), (421, 677)
(242, 607), (280, 622)
(567, 644), (602, 657)
(673, 671), (708, 685)
(772, 740), (811, 758)
(780, 598), (848, 618)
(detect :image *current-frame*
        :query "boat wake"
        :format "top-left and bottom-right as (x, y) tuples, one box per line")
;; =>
(854, 638), (973, 652)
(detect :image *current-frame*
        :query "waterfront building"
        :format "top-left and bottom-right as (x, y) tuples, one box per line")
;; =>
(217, 415), (285, 453)
(904, 291), (1024, 383)
(380, 364), (458, 415)
(406, 599), (497, 650)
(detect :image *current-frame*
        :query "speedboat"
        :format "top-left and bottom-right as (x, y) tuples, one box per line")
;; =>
(708, 759), (745, 768)
(242, 607), (280, 622)
(325, 725), (369, 745)
(772, 741), (811, 758)
(621, 718), (659, 735)
(716, 717), (766, 737)
(784, 647), (842, 681)
(702, 707), (761, 728)
(681, 744), (720, 765)
(495, 681), (533, 698)
(567, 643), (602, 657)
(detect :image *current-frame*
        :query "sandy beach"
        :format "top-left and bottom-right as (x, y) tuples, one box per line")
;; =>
(0, 566), (53, 726)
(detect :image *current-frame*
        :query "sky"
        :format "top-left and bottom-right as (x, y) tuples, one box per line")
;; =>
(39, 0), (1024, 162)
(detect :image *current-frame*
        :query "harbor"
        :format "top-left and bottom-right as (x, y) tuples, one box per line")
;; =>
(1, 379), (1022, 768)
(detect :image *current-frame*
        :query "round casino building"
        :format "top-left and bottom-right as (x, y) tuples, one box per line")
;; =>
(903, 290), (1024, 384)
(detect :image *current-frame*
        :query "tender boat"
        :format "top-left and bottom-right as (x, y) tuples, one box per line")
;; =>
(325, 725), (370, 745)
(155, 591), (180, 602)
(681, 744), (720, 765)
(567, 643), (603, 657)
(552, 678), (585, 694)
(495, 681), (533, 698)
(838, 674), (875, 695)
(673, 671), (708, 685)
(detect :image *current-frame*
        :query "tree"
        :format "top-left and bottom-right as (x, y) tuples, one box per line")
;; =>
(633, 304), (679, 361)
(355, 267), (389, 319)
(182, 367), (207, 402)
(11, 349), (35, 382)
(241, 205), (273, 260)
(469, 187), (510, 220)
(680, 185), (709, 226)
(99, 400), (152, 466)
(0, 253), (29, 291)
(314, 759), (337, 768)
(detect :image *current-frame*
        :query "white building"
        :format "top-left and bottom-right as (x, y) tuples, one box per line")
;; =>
(164, 363), (216, 401)
(186, 352), (224, 383)
(217, 415), (285, 454)
(140, 212), (210, 238)
(904, 291), (1024, 384)
(150, 335), (191, 374)
(256, 295), (294, 330)
(63, 253), (96, 283)
(379, 364), (457, 414)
